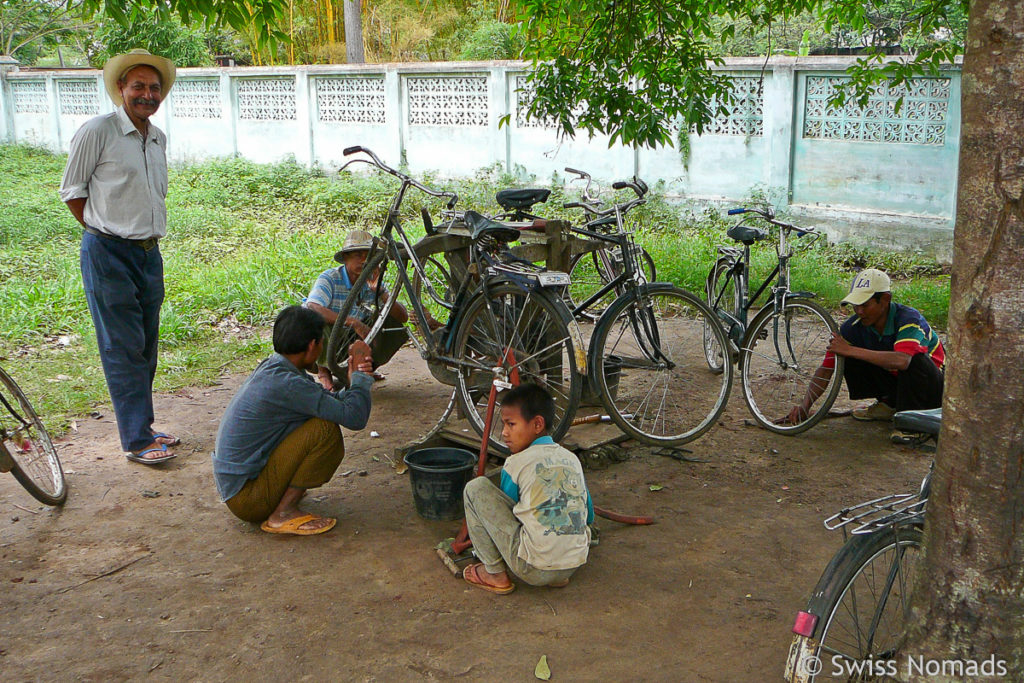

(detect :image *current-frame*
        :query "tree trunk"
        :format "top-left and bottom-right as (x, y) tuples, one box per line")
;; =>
(901, 0), (1024, 679)
(343, 0), (364, 64)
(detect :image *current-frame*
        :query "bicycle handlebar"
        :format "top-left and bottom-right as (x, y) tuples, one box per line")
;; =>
(340, 146), (458, 208)
(727, 206), (815, 236)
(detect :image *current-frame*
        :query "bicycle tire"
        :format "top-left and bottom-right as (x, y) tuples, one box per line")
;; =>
(740, 298), (843, 435)
(326, 247), (391, 384)
(589, 284), (733, 446)
(452, 282), (582, 453)
(566, 246), (656, 320)
(788, 523), (924, 682)
(0, 367), (66, 506)
(703, 258), (739, 374)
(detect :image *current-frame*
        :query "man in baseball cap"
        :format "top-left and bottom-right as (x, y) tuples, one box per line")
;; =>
(303, 230), (412, 388)
(786, 268), (945, 442)
(59, 49), (180, 465)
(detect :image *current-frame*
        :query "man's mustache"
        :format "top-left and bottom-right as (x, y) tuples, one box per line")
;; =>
(131, 97), (159, 106)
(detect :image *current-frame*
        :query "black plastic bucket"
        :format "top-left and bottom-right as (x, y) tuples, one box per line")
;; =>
(403, 447), (478, 521)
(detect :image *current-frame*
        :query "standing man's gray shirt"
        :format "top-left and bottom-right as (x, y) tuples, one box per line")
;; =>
(59, 106), (168, 239)
(213, 354), (373, 501)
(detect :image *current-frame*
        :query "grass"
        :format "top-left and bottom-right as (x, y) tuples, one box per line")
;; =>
(0, 144), (950, 433)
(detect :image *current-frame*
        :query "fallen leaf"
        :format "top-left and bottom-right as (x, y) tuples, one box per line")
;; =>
(649, 484), (664, 492)
(535, 655), (551, 680)
(371, 456), (380, 462)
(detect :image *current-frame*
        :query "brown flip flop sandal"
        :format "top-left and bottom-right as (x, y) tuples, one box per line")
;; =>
(463, 563), (515, 594)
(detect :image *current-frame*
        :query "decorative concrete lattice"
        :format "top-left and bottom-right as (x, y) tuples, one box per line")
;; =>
(57, 80), (100, 116)
(513, 75), (556, 129)
(316, 77), (386, 124)
(11, 81), (48, 113)
(407, 76), (488, 127)
(237, 78), (297, 121)
(703, 77), (764, 137)
(172, 79), (221, 119)
(803, 76), (950, 145)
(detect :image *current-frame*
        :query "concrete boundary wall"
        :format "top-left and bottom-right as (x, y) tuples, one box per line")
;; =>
(0, 57), (959, 260)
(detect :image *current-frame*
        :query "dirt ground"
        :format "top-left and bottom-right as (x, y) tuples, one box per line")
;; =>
(0, 346), (932, 682)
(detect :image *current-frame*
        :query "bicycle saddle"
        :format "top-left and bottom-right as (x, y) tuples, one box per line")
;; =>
(495, 188), (551, 211)
(463, 210), (522, 244)
(727, 225), (768, 245)
(893, 408), (942, 435)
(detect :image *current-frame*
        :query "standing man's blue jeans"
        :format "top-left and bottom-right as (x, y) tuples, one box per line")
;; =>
(80, 231), (164, 453)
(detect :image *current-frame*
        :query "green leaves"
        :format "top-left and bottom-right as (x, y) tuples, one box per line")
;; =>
(513, 0), (968, 148)
(79, 0), (289, 52)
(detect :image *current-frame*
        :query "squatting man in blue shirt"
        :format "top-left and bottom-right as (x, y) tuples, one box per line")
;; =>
(213, 305), (374, 535)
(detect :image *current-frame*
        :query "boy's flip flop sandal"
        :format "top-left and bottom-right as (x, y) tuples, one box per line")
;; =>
(462, 563), (515, 594)
(126, 443), (178, 465)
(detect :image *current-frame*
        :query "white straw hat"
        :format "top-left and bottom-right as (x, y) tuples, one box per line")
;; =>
(102, 49), (176, 106)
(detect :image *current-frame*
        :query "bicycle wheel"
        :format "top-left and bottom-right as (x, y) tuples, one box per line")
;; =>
(703, 259), (739, 373)
(740, 298), (843, 435)
(788, 523), (923, 682)
(0, 367), (66, 505)
(566, 246), (656, 320)
(452, 282), (582, 452)
(589, 284), (733, 446)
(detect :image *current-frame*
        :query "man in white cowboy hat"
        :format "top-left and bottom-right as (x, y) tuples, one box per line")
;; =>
(59, 49), (179, 465)
(303, 229), (420, 388)
(786, 268), (945, 442)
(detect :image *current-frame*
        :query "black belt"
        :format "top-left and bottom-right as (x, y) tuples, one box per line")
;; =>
(84, 225), (159, 252)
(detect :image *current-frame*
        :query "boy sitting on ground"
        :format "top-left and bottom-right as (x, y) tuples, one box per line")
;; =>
(462, 383), (593, 594)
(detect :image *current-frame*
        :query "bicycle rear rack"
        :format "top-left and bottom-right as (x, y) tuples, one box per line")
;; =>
(824, 492), (927, 535)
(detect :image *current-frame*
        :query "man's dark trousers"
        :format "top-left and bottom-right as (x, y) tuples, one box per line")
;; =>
(843, 353), (944, 412)
(80, 231), (164, 452)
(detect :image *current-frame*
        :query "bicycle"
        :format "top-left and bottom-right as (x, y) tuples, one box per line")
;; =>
(703, 206), (843, 435)
(0, 365), (67, 505)
(783, 408), (940, 682)
(561, 176), (733, 446)
(326, 146), (584, 453)
(492, 169), (657, 322)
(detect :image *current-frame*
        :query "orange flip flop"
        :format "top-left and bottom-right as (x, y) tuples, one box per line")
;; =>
(463, 563), (515, 594)
(260, 514), (336, 536)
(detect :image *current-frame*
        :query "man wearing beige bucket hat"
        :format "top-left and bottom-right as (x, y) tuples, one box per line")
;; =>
(59, 49), (179, 465)
(303, 229), (416, 388)
(786, 268), (945, 442)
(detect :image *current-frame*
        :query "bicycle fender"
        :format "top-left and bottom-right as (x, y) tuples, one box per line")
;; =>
(586, 283), (679, 374)
(440, 277), (533, 356)
(786, 290), (817, 300)
(566, 317), (588, 376)
(706, 257), (734, 290)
